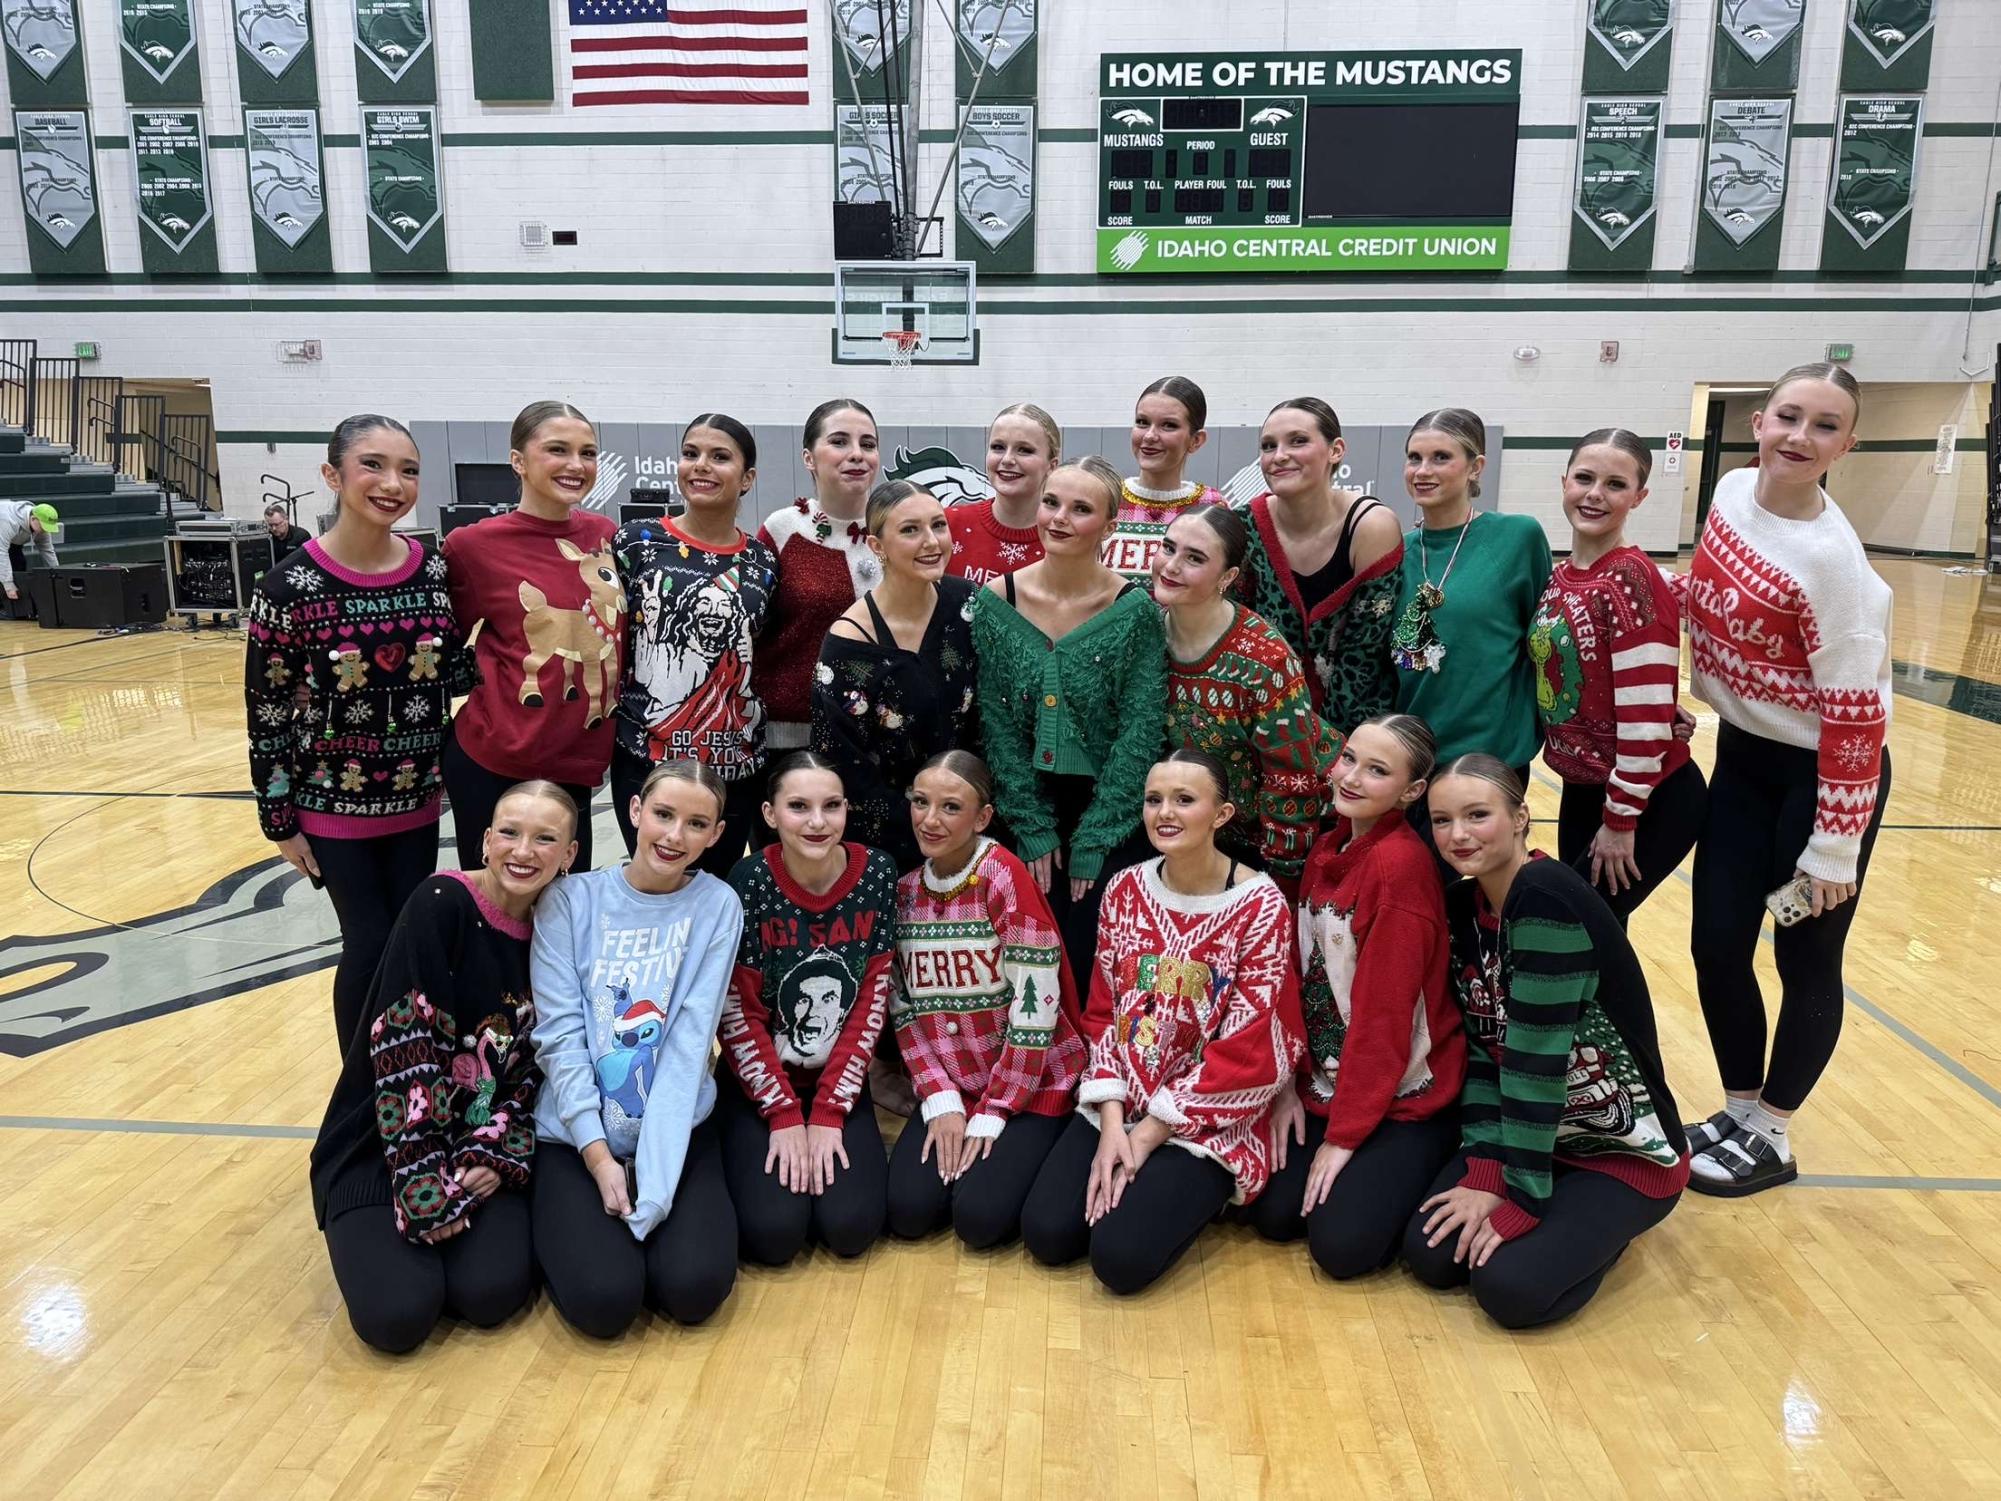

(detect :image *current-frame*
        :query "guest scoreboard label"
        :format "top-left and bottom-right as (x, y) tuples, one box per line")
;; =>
(1097, 49), (1521, 274)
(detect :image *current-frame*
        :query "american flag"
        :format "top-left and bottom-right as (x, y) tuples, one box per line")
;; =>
(567, 1), (810, 107)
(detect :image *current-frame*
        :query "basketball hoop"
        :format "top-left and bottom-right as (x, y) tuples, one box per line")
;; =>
(881, 329), (924, 367)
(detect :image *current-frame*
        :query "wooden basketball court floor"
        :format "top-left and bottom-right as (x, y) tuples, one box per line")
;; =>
(1, 555), (1998, 1500)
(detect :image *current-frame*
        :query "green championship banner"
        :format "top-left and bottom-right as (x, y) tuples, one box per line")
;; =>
(3, 0), (87, 109)
(131, 108), (217, 274)
(234, 0), (317, 105)
(119, 0), (201, 103)
(1695, 95), (1792, 271)
(956, 0), (1035, 98)
(246, 107), (333, 274)
(834, 0), (916, 103)
(956, 103), (1034, 274)
(1570, 98), (1663, 273)
(1822, 94), (1922, 274)
(469, 0), (554, 102)
(354, 0), (436, 103)
(1841, 1), (1934, 91)
(362, 104), (446, 272)
(1582, 1), (1673, 94)
(1712, 0), (1806, 92)
(12, 110), (103, 275)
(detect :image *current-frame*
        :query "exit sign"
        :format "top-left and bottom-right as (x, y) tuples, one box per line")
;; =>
(1825, 342), (1854, 362)
(73, 341), (99, 360)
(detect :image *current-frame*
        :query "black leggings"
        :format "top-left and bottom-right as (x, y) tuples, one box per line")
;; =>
(322, 1193), (533, 1354)
(1246, 1110), (1462, 1279)
(442, 725), (598, 874)
(1691, 723), (1891, 1112)
(1401, 1151), (1679, 1329)
(1555, 758), (1708, 928)
(306, 821), (439, 1049)
(886, 1108), (1068, 1249)
(610, 743), (762, 881)
(1020, 1113), (1236, 1295)
(530, 1127), (737, 1337)
(714, 1069), (888, 1264)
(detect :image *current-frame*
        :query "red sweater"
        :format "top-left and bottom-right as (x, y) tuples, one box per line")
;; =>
(443, 507), (622, 785)
(1531, 545), (1691, 831)
(946, 500), (1043, 585)
(1295, 810), (1463, 1148)
(751, 501), (882, 746)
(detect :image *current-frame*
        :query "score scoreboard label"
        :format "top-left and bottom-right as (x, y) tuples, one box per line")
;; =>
(1097, 49), (1521, 274)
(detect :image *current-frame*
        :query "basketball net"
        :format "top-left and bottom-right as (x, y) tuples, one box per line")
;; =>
(881, 329), (923, 368)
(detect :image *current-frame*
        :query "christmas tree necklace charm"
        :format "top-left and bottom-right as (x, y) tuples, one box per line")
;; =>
(1391, 513), (1477, 674)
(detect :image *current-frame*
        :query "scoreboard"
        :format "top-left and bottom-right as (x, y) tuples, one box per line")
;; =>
(1097, 50), (1522, 275)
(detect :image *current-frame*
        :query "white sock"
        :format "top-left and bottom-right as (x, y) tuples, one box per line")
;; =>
(1744, 1102), (1792, 1162)
(1723, 1096), (1757, 1126)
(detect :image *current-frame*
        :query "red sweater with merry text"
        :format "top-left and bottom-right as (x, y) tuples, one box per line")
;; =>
(1531, 546), (1691, 831)
(751, 502), (881, 746)
(443, 508), (622, 785)
(947, 500), (1044, 585)
(1681, 469), (1891, 883)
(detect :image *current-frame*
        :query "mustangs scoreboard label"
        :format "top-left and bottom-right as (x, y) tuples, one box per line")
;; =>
(1097, 49), (1520, 274)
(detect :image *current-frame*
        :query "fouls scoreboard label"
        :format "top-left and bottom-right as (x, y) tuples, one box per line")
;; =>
(1097, 50), (1521, 274)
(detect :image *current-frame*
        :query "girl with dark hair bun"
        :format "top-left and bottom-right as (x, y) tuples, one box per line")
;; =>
(612, 413), (777, 877)
(1108, 377), (1225, 588)
(1233, 397), (1405, 732)
(245, 415), (473, 1048)
(443, 400), (620, 874)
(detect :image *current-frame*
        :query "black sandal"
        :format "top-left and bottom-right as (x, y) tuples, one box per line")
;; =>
(1685, 1108), (1740, 1155)
(1687, 1125), (1799, 1198)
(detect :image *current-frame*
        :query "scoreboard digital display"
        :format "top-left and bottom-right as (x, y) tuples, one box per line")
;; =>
(1098, 50), (1522, 274)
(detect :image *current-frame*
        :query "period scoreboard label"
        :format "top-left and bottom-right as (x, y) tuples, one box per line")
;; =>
(1096, 49), (1521, 274)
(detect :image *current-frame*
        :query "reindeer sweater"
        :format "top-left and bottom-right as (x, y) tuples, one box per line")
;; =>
(444, 508), (622, 785)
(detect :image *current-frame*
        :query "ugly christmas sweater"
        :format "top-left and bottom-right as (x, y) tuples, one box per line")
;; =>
(1078, 860), (1305, 1203)
(892, 838), (1087, 1136)
(309, 872), (540, 1239)
(1448, 855), (1689, 1241)
(1102, 478), (1225, 589)
(721, 843), (900, 1129)
(530, 863), (745, 1239)
(947, 499), (1043, 585)
(1681, 467), (1891, 882)
(1234, 492), (1404, 734)
(1295, 810), (1463, 1148)
(443, 506), (622, 786)
(752, 501), (883, 750)
(1166, 603), (1341, 888)
(244, 537), (473, 842)
(614, 516), (778, 780)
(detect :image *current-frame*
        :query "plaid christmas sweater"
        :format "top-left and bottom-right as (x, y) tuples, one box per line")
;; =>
(947, 500), (1043, 585)
(309, 872), (539, 1238)
(752, 501), (884, 749)
(1531, 545), (1692, 831)
(1295, 810), (1463, 1148)
(891, 838), (1087, 1135)
(1165, 604), (1341, 888)
(1232, 492), (1404, 735)
(244, 537), (473, 842)
(1680, 468), (1891, 882)
(721, 844), (899, 1128)
(1103, 478), (1224, 589)
(1448, 856), (1688, 1241)
(1079, 860), (1306, 1203)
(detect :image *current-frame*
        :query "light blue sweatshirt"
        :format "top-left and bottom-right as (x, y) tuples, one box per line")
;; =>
(530, 864), (744, 1239)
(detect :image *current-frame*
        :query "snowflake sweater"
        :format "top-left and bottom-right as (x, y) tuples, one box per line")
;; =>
(1531, 546), (1692, 831)
(1079, 860), (1306, 1203)
(752, 501), (883, 749)
(1234, 492), (1404, 733)
(309, 872), (540, 1238)
(529, 865), (744, 1239)
(1103, 479), (1225, 589)
(1165, 604), (1341, 888)
(721, 844), (900, 1129)
(1449, 855), (1688, 1240)
(1682, 468), (1892, 882)
(244, 537), (473, 842)
(1295, 810), (1463, 1148)
(947, 500), (1043, 585)
(892, 838), (1087, 1135)
(442, 506), (622, 785)
(614, 517), (778, 779)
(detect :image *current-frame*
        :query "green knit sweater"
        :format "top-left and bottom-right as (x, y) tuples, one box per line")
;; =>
(972, 583), (1166, 881)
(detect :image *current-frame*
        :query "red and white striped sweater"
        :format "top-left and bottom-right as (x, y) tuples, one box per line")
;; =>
(1681, 468), (1891, 882)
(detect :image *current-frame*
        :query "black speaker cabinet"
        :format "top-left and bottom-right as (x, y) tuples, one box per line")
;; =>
(440, 504), (511, 539)
(833, 200), (896, 260)
(50, 563), (169, 629)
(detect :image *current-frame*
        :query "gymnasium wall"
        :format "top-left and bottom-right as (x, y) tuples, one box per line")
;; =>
(2, 1), (1997, 558)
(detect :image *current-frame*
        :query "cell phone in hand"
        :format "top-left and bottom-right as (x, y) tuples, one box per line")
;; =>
(1765, 874), (1814, 927)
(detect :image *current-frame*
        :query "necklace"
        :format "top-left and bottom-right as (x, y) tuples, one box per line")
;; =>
(1390, 512), (1477, 674)
(921, 837), (990, 903)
